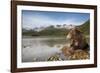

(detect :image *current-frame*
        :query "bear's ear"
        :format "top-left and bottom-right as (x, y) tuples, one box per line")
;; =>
(67, 33), (72, 39)
(66, 34), (69, 38)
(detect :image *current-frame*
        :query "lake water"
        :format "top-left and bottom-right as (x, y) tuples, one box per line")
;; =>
(22, 36), (68, 62)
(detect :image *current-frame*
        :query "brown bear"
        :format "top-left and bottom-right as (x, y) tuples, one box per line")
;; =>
(66, 27), (89, 50)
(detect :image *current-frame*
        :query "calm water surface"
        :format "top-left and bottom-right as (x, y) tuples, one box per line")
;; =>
(22, 36), (67, 62)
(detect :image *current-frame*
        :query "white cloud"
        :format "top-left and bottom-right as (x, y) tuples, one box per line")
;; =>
(22, 14), (85, 29)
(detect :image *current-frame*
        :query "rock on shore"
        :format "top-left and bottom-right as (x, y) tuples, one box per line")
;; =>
(61, 46), (89, 60)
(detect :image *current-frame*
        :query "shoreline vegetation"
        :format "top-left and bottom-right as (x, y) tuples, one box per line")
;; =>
(22, 20), (90, 61)
(22, 20), (90, 36)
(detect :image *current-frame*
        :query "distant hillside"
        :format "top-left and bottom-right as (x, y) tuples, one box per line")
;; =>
(22, 20), (90, 36)
(78, 20), (90, 35)
(22, 25), (69, 36)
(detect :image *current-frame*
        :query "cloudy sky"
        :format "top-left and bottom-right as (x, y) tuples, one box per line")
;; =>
(22, 10), (90, 29)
